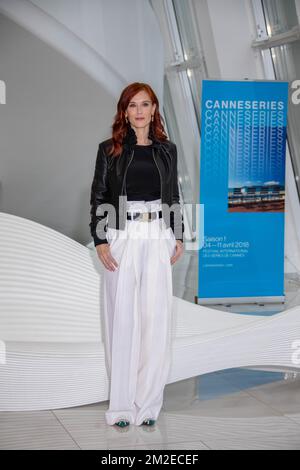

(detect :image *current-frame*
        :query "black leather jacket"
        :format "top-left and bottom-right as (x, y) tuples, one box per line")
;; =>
(89, 126), (184, 246)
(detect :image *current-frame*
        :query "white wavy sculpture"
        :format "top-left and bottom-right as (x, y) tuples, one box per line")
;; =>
(0, 211), (300, 411)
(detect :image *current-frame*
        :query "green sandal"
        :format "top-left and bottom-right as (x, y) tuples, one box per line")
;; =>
(114, 420), (130, 428)
(142, 419), (156, 426)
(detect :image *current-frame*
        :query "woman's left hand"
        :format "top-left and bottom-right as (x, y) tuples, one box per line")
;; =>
(171, 240), (184, 265)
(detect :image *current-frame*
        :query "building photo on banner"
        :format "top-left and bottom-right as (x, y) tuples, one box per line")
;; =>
(0, 0), (300, 452)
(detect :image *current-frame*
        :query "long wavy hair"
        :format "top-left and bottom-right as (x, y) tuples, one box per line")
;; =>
(107, 82), (168, 157)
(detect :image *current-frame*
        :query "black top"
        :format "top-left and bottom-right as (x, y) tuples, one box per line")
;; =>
(126, 144), (161, 201)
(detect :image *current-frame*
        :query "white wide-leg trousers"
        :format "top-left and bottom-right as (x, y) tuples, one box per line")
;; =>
(102, 198), (177, 426)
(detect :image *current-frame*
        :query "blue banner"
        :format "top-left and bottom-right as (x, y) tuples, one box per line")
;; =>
(198, 80), (289, 303)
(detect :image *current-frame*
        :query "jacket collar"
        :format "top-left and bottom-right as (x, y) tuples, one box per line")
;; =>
(122, 122), (162, 150)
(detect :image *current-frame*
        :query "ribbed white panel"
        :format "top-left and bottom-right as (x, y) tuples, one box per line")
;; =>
(0, 212), (102, 342)
(0, 212), (299, 411)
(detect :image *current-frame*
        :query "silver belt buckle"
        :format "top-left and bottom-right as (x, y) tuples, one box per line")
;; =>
(141, 212), (150, 222)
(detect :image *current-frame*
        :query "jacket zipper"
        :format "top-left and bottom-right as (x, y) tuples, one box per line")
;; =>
(152, 148), (162, 200)
(121, 148), (134, 196)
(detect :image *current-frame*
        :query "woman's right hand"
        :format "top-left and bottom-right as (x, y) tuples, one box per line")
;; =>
(96, 243), (119, 271)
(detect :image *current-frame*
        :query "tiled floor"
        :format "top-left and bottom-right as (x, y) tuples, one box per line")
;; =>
(1, 251), (299, 449)
(1, 370), (300, 449)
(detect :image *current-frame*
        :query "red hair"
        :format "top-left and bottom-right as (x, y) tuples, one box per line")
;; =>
(107, 82), (168, 157)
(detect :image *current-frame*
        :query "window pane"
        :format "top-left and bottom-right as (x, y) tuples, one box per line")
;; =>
(262, 0), (299, 36)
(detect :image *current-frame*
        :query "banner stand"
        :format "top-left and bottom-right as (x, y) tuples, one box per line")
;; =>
(198, 79), (289, 305)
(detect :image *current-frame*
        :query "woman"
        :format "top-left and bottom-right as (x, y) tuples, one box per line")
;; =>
(89, 82), (184, 428)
